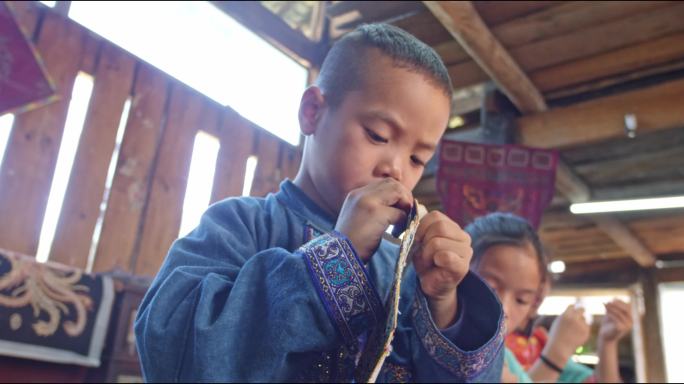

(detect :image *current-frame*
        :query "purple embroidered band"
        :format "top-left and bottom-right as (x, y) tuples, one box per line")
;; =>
(300, 231), (383, 352)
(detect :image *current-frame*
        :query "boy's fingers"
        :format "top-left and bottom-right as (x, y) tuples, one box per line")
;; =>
(416, 211), (470, 245)
(376, 178), (413, 210)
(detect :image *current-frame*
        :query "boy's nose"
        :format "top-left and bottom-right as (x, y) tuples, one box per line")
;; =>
(377, 157), (403, 182)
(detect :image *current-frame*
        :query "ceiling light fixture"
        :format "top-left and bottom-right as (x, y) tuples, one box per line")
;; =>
(570, 195), (684, 214)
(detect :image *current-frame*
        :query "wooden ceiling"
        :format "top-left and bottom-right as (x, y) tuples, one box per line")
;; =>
(215, 1), (684, 272)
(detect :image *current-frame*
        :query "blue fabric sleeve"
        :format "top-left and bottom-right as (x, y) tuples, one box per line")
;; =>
(134, 200), (356, 382)
(378, 271), (505, 382)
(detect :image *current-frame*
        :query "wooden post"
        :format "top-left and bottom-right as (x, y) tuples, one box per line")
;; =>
(639, 268), (667, 382)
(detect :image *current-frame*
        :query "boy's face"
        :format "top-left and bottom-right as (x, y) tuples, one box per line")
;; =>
(300, 51), (451, 215)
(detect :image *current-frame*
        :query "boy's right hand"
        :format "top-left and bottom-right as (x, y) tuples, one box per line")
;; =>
(334, 178), (413, 262)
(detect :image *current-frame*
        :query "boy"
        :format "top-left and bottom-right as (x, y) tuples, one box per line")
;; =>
(135, 23), (504, 382)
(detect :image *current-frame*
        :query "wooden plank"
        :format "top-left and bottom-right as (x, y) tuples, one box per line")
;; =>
(78, 32), (101, 76)
(210, 1), (323, 67)
(561, 126), (684, 165)
(627, 215), (684, 255)
(49, 44), (135, 269)
(532, 32), (684, 92)
(544, 59), (684, 101)
(656, 266), (684, 283)
(392, 10), (455, 47)
(473, 1), (558, 26)
(425, 1), (547, 113)
(510, 2), (684, 72)
(574, 146), (684, 186)
(92, 64), (170, 274)
(593, 216), (656, 266)
(0, 12), (84, 256)
(330, 1), (425, 29)
(518, 77), (684, 149)
(555, 161), (591, 203)
(279, 143), (302, 181)
(593, 179), (684, 201)
(250, 132), (282, 197)
(554, 250), (629, 263)
(447, 60), (490, 90)
(6, 1), (41, 37)
(493, 1), (673, 48)
(210, 110), (255, 203)
(132, 85), (205, 277)
(433, 40), (470, 65)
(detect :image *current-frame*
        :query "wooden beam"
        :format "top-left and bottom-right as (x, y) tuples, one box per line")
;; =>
(424, 1), (658, 268)
(424, 1), (546, 114)
(518, 77), (684, 149)
(210, 1), (323, 67)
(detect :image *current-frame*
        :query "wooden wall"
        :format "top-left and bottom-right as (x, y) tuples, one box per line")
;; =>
(0, 2), (302, 277)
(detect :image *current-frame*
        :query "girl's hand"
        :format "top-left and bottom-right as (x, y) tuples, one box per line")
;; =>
(599, 299), (633, 344)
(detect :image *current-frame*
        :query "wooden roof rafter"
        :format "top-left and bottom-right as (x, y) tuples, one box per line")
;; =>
(424, 0), (657, 267)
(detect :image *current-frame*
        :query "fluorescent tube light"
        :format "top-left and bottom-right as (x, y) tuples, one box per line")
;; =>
(570, 196), (684, 214)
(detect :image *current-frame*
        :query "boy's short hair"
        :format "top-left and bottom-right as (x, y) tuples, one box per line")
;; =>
(316, 23), (453, 109)
(465, 212), (548, 284)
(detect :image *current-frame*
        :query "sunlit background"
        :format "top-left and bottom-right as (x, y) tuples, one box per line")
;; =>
(2, 1), (306, 267)
(0, 3), (682, 381)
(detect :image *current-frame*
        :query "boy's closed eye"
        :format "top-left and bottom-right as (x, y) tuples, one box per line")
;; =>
(364, 127), (388, 143)
(410, 155), (426, 167)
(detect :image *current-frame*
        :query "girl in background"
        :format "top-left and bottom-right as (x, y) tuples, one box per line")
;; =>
(465, 213), (633, 383)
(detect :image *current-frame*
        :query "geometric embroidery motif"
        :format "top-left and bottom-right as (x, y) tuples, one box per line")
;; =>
(300, 231), (383, 353)
(411, 288), (505, 381)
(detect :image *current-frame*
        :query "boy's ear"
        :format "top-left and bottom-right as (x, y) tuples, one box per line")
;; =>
(298, 86), (326, 136)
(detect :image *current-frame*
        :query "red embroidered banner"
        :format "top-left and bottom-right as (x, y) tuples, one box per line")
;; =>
(437, 139), (558, 229)
(0, 2), (57, 116)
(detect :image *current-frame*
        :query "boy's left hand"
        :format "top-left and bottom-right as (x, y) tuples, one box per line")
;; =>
(412, 211), (472, 329)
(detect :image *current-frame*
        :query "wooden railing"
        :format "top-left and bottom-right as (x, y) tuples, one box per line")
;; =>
(0, 1), (302, 276)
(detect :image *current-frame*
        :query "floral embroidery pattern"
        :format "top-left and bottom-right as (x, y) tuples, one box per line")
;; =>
(411, 288), (505, 380)
(381, 362), (412, 383)
(300, 231), (383, 352)
(0, 250), (93, 337)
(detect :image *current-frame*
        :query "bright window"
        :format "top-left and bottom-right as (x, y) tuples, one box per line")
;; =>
(36, 73), (94, 263)
(0, 114), (14, 169)
(68, 1), (306, 146)
(179, 131), (220, 237)
(659, 282), (684, 382)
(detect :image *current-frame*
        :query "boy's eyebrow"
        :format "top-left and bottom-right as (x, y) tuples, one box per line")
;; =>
(365, 111), (438, 151)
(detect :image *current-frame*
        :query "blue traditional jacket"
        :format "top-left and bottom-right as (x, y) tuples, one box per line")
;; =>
(135, 180), (504, 382)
